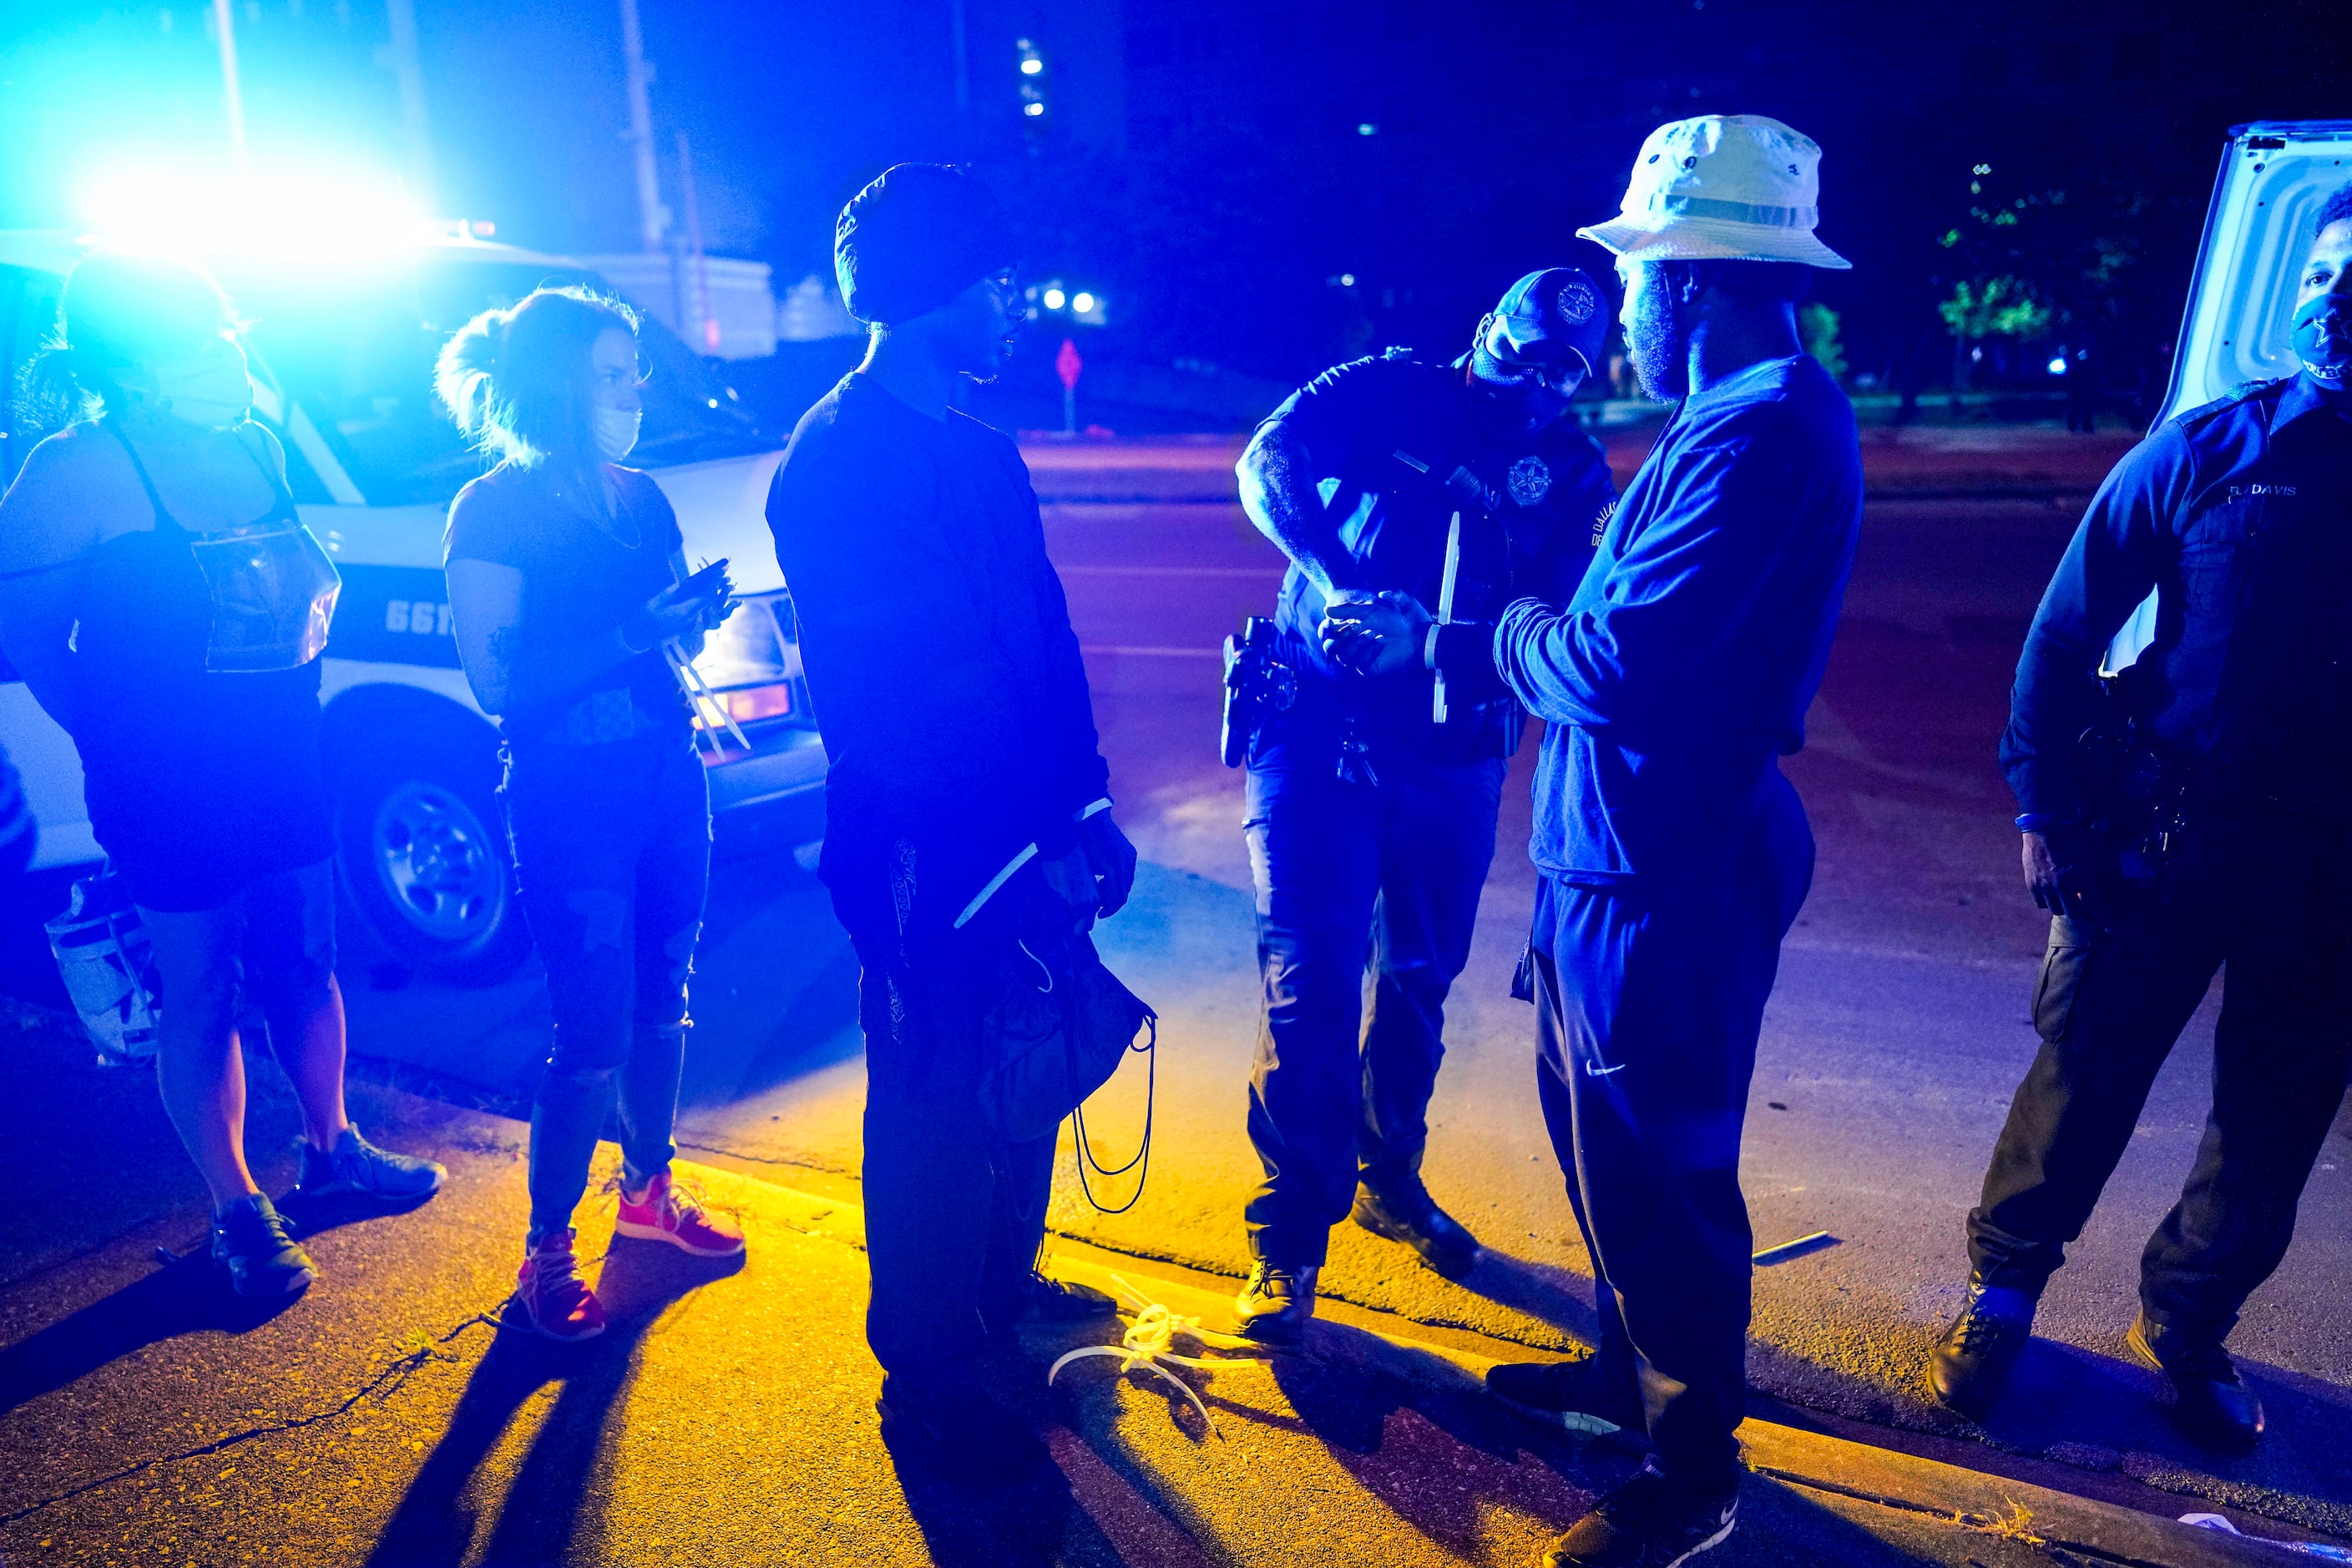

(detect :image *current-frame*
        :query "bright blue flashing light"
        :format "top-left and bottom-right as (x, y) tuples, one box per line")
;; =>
(2046, 356), (2068, 376)
(78, 169), (436, 263)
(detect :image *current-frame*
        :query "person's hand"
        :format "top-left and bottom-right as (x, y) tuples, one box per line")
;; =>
(2022, 828), (2108, 933)
(632, 568), (735, 648)
(1079, 811), (1137, 918)
(1321, 589), (1433, 677)
(1038, 844), (1100, 933)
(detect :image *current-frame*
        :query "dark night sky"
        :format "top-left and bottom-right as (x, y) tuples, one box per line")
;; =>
(5, 0), (2349, 396)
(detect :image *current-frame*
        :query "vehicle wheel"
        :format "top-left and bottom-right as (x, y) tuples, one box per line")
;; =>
(332, 740), (529, 988)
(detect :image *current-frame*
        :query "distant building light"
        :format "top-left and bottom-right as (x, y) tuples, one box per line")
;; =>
(1339, 273), (1357, 287)
(1357, 122), (1378, 136)
(1043, 287), (1067, 310)
(2047, 356), (2069, 376)
(1072, 291), (1095, 313)
(1020, 57), (1044, 74)
(1023, 101), (1045, 116)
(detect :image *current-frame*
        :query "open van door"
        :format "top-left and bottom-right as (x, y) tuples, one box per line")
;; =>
(2106, 120), (2352, 671)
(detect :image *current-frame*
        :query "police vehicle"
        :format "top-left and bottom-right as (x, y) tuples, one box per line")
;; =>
(0, 227), (825, 985)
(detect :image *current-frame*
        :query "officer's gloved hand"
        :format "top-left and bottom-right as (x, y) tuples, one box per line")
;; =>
(1321, 590), (1433, 677)
(2022, 827), (2110, 934)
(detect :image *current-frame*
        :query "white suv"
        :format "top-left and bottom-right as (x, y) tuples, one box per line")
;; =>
(0, 230), (826, 984)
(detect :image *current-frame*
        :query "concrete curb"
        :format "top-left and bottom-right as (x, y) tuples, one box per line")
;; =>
(693, 1164), (2334, 1568)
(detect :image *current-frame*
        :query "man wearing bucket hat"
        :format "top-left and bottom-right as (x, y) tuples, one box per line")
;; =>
(1479, 116), (1863, 1567)
(765, 164), (1127, 1485)
(1223, 271), (1616, 1343)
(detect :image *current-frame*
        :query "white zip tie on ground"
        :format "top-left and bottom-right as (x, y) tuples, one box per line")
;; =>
(1045, 1273), (1254, 1436)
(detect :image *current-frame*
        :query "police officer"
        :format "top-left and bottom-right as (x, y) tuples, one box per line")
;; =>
(1227, 269), (1615, 1343)
(1929, 182), (2352, 1454)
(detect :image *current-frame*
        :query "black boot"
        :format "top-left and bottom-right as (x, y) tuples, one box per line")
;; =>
(2127, 1311), (2263, 1454)
(981, 1270), (1120, 1341)
(1352, 1178), (1479, 1279)
(1928, 1281), (2036, 1419)
(1487, 1348), (1645, 1433)
(1232, 1261), (1318, 1346)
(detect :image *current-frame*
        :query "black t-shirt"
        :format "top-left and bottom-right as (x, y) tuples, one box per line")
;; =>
(443, 462), (688, 745)
(765, 373), (1110, 938)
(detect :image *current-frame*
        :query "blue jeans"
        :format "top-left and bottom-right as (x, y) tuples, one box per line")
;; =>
(1530, 771), (1813, 1495)
(501, 730), (711, 1241)
(1242, 728), (1505, 1265)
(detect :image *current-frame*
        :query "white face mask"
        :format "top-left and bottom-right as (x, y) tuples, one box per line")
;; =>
(151, 341), (254, 430)
(592, 404), (643, 462)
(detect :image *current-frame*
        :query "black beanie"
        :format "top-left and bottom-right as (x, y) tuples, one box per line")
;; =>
(833, 164), (1018, 326)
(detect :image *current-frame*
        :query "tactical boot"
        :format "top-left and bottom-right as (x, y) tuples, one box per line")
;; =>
(1487, 1348), (1646, 1434)
(2127, 1311), (2263, 1454)
(1928, 1282), (2036, 1419)
(1352, 1178), (1480, 1279)
(1232, 1261), (1318, 1347)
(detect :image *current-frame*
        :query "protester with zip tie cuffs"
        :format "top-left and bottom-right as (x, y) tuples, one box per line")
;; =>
(1482, 117), (1863, 1568)
(1223, 271), (1616, 1344)
(0, 253), (445, 1297)
(765, 164), (1130, 1487)
(438, 286), (745, 1343)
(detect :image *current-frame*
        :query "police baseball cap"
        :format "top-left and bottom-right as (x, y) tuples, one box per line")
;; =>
(1490, 267), (1610, 377)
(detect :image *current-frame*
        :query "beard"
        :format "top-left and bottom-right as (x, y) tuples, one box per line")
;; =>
(1624, 266), (1688, 400)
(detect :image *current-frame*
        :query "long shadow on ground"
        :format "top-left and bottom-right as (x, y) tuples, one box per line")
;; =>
(365, 1237), (743, 1566)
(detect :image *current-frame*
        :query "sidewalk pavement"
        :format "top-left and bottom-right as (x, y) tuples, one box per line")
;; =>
(3, 1007), (2339, 1568)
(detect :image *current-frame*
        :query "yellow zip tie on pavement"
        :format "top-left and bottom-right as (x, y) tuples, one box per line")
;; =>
(1045, 1273), (1252, 1435)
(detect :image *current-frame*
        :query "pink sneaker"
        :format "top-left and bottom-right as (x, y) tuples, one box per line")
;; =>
(514, 1229), (607, 1342)
(615, 1171), (745, 1257)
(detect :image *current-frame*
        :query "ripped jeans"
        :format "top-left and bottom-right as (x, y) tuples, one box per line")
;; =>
(501, 727), (711, 1241)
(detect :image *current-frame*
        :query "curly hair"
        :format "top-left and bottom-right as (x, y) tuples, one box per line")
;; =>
(435, 285), (638, 469)
(2318, 180), (2352, 240)
(16, 251), (239, 431)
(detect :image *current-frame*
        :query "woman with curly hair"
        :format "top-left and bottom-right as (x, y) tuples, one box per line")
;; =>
(437, 286), (744, 1341)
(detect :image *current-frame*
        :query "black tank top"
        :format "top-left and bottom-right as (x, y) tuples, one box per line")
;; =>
(70, 421), (328, 857)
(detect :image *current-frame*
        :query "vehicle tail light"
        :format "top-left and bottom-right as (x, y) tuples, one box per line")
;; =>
(721, 684), (793, 723)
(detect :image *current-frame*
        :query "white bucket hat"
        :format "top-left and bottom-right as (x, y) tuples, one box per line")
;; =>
(1578, 114), (1851, 270)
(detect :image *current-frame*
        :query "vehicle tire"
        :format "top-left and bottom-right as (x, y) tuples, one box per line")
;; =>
(331, 734), (529, 988)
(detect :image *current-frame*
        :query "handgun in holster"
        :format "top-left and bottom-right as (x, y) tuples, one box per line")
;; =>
(1222, 615), (1297, 767)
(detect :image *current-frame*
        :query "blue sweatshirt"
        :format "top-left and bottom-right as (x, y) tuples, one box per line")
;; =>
(1494, 355), (1861, 884)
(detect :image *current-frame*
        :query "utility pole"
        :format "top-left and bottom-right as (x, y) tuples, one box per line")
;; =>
(210, 0), (248, 173)
(382, 0), (437, 205)
(618, 0), (669, 253)
(676, 132), (718, 354)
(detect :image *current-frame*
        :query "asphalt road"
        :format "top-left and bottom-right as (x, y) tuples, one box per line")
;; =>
(13, 426), (2352, 1564)
(312, 452), (2352, 1537)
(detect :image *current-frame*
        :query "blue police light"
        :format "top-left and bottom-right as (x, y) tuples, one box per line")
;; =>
(2046, 355), (2069, 376)
(78, 167), (432, 263)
